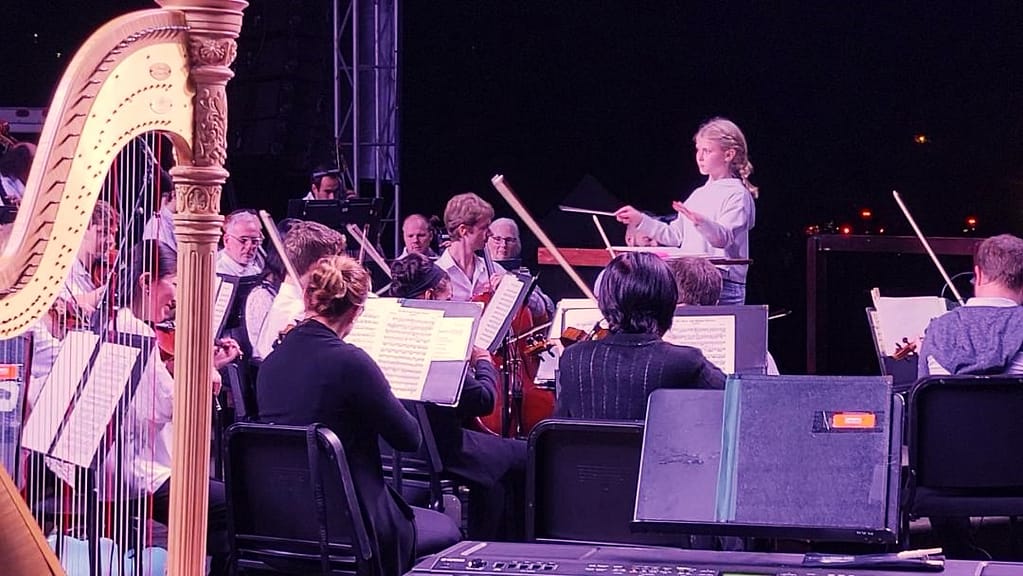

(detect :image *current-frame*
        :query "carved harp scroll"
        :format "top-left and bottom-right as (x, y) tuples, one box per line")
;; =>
(0, 2), (247, 575)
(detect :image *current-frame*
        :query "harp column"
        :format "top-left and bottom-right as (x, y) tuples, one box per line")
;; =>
(155, 1), (247, 575)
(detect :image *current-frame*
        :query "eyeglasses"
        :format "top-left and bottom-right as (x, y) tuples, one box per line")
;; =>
(226, 234), (264, 246)
(489, 235), (519, 245)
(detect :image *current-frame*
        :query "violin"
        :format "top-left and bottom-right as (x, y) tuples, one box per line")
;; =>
(152, 319), (239, 366)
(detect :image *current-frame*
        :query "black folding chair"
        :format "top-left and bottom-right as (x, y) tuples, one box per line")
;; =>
(225, 422), (380, 576)
(525, 418), (688, 546)
(903, 375), (1023, 549)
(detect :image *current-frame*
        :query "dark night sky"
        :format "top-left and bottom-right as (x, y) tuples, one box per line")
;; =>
(4, 1), (1023, 371)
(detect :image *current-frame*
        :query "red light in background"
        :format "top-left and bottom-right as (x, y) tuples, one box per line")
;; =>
(860, 209), (873, 219)
(914, 134), (929, 144)
(840, 225), (852, 235)
(966, 216), (978, 227)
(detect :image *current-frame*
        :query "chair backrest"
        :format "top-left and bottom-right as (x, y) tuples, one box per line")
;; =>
(525, 418), (687, 546)
(907, 375), (1023, 491)
(379, 402), (447, 510)
(225, 422), (379, 576)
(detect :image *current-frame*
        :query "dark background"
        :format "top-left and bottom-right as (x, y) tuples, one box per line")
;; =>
(4, 1), (1022, 373)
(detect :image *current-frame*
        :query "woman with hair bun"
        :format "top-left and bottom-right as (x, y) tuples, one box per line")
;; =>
(616, 117), (758, 305)
(258, 255), (461, 576)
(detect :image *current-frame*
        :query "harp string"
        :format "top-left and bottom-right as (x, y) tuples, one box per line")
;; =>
(21, 131), (166, 574)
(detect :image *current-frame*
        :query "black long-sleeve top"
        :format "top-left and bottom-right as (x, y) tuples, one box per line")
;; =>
(555, 332), (726, 420)
(256, 319), (420, 576)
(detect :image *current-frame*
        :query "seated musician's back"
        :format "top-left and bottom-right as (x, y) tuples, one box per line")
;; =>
(257, 255), (460, 576)
(919, 233), (1023, 377)
(555, 252), (726, 420)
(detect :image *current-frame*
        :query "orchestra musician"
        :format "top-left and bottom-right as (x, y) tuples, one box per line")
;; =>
(303, 164), (356, 200)
(555, 252), (725, 420)
(29, 200), (118, 393)
(436, 193), (548, 321)
(488, 217), (554, 319)
(0, 142), (35, 206)
(141, 167), (177, 253)
(252, 220), (347, 362)
(111, 239), (235, 576)
(615, 117), (758, 305)
(216, 209), (266, 276)
(399, 213), (439, 258)
(257, 255), (462, 576)
(390, 253), (526, 541)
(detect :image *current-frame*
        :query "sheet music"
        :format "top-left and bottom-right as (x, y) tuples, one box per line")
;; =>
(371, 307), (441, 400)
(428, 316), (474, 361)
(50, 341), (141, 467)
(345, 297), (402, 357)
(21, 332), (99, 456)
(474, 274), (526, 351)
(870, 288), (948, 356)
(212, 276), (236, 337)
(663, 315), (737, 374)
(45, 456), (78, 489)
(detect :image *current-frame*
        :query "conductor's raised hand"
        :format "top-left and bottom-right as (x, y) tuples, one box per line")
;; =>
(673, 202), (707, 226)
(614, 206), (644, 225)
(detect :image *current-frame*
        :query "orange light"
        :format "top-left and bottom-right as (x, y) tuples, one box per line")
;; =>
(859, 209), (873, 219)
(832, 412), (877, 429)
(914, 134), (928, 144)
(966, 216), (978, 227)
(840, 225), (852, 235)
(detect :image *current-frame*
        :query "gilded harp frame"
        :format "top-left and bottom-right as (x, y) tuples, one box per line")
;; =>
(0, 2), (247, 575)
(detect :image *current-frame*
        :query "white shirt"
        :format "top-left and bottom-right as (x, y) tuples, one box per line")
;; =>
(435, 250), (506, 302)
(254, 279), (304, 361)
(926, 297), (1023, 376)
(0, 174), (24, 204)
(108, 308), (175, 495)
(636, 177), (755, 283)
(142, 206), (177, 251)
(215, 248), (264, 277)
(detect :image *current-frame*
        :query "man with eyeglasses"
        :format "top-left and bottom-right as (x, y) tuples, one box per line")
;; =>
(216, 210), (265, 276)
(487, 217), (554, 320)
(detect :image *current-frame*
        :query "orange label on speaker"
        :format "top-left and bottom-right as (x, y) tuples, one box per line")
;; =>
(831, 412), (876, 429)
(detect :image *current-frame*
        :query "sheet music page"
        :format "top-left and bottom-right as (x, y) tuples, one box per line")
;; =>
(428, 316), (474, 361)
(663, 315), (737, 374)
(212, 276), (236, 337)
(51, 341), (141, 467)
(474, 274), (525, 350)
(871, 290), (948, 356)
(346, 297), (403, 357)
(548, 298), (602, 339)
(21, 332), (99, 455)
(373, 307), (441, 400)
(45, 456), (78, 489)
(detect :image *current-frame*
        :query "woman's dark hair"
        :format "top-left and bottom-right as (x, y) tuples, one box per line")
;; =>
(598, 252), (678, 336)
(117, 239), (177, 307)
(389, 253), (448, 298)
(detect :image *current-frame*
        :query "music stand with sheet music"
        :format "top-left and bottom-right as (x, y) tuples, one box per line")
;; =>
(345, 298), (483, 407)
(21, 331), (155, 570)
(663, 305), (769, 375)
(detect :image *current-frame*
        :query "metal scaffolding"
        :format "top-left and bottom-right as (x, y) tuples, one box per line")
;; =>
(334, 0), (401, 256)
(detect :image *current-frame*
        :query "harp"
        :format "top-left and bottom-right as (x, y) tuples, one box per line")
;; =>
(0, 1), (248, 575)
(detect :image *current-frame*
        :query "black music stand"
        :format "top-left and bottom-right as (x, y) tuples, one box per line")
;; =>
(287, 197), (383, 244)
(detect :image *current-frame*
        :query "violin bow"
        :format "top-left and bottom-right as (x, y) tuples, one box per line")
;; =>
(345, 223), (393, 279)
(491, 174), (596, 301)
(258, 210), (303, 285)
(892, 190), (966, 306)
